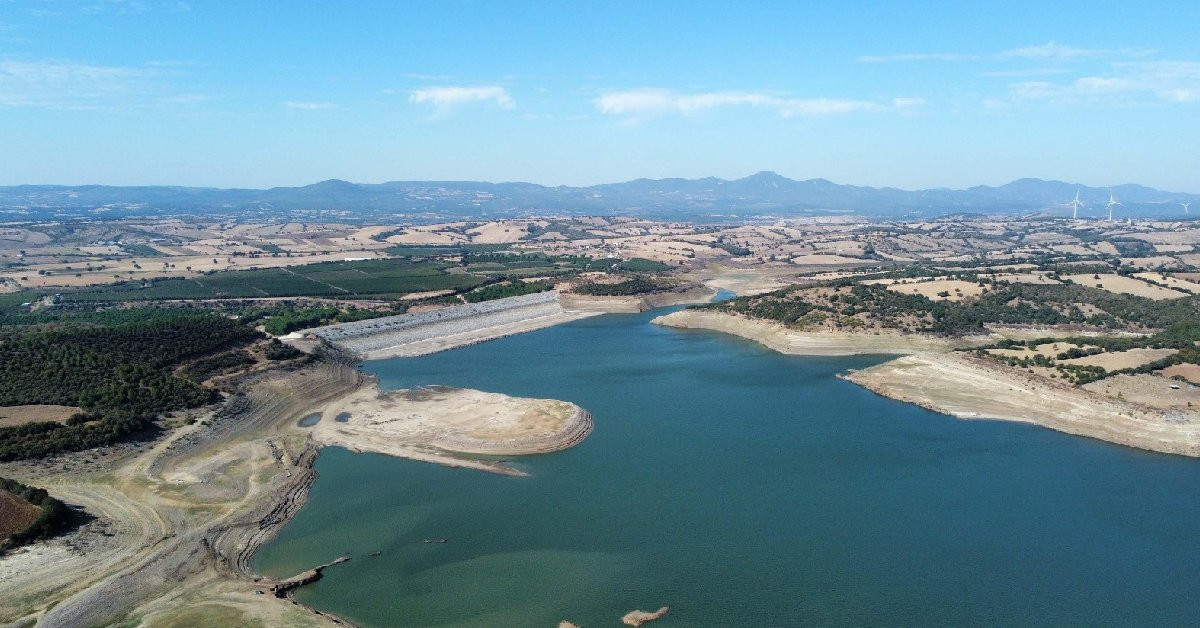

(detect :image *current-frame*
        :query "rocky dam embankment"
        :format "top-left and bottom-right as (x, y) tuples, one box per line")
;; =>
(307, 291), (595, 358)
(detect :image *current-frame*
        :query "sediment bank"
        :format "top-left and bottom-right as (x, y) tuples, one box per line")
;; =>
(651, 309), (976, 355)
(304, 384), (594, 476)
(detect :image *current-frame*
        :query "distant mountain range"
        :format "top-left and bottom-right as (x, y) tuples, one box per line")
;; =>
(1, 172), (1197, 221)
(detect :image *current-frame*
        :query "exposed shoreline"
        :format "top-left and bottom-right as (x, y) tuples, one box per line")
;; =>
(654, 309), (1200, 457)
(558, 285), (718, 313)
(847, 353), (1200, 457)
(0, 354), (594, 627)
(651, 309), (979, 355)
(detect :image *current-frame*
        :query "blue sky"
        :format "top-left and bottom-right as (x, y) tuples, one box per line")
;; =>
(1, 1), (1198, 191)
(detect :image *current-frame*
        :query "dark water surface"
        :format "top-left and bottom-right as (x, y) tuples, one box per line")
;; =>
(256, 307), (1200, 626)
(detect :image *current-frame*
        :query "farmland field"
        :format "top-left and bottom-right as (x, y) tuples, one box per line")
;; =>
(1063, 274), (1189, 300)
(14, 255), (600, 306)
(0, 405), (80, 428)
(1059, 348), (1179, 370)
(881, 278), (985, 301)
(0, 489), (39, 540)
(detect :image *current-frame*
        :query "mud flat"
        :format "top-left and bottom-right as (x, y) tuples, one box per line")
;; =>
(307, 291), (599, 359)
(652, 309), (977, 355)
(847, 353), (1200, 456)
(303, 384), (594, 476)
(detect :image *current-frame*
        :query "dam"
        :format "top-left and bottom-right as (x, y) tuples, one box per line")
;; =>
(307, 291), (594, 358)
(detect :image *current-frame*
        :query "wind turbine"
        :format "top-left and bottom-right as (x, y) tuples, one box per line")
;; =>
(1105, 191), (1121, 222)
(1067, 190), (1085, 219)
(1183, 201), (1191, 215)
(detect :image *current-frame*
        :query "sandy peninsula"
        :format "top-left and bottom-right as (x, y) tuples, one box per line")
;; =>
(847, 353), (1200, 456)
(655, 309), (1200, 457)
(302, 384), (593, 475)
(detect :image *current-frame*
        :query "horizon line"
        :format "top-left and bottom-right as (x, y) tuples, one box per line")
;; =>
(2, 173), (1196, 196)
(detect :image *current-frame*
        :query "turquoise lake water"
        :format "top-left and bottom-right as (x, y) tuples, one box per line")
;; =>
(256, 307), (1200, 626)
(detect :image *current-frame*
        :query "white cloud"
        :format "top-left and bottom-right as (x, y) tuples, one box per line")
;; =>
(409, 85), (514, 110)
(1000, 41), (1119, 60)
(0, 58), (148, 108)
(1008, 61), (1200, 105)
(861, 41), (1152, 64)
(858, 52), (977, 63)
(891, 97), (926, 108)
(982, 68), (1073, 78)
(283, 101), (335, 110)
(1161, 88), (1200, 103)
(594, 88), (894, 120)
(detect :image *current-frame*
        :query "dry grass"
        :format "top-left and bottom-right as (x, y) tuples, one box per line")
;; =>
(882, 279), (984, 302)
(988, 342), (1092, 359)
(0, 405), (80, 428)
(1049, 244), (1097, 256)
(1136, 230), (1200, 245)
(1153, 244), (1194, 253)
(0, 490), (41, 540)
(2, 249), (390, 288)
(991, 272), (1061, 285)
(1082, 373), (1200, 409)
(790, 254), (866, 266)
(466, 221), (532, 243)
(1062, 273), (1188, 300)
(1160, 363), (1200, 384)
(1059, 348), (1177, 370)
(1132, 272), (1200, 293)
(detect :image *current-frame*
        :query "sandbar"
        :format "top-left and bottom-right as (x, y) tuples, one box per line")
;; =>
(303, 384), (593, 475)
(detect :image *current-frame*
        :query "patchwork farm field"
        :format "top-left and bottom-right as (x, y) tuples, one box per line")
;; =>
(52, 259), (479, 302)
(24, 255), (607, 305)
(1063, 274), (1189, 300)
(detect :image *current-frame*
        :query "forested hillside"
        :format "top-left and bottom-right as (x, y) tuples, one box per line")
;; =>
(0, 313), (262, 460)
(708, 274), (1200, 335)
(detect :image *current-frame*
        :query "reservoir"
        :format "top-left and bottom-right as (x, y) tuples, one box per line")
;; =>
(256, 307), (1200, 626)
